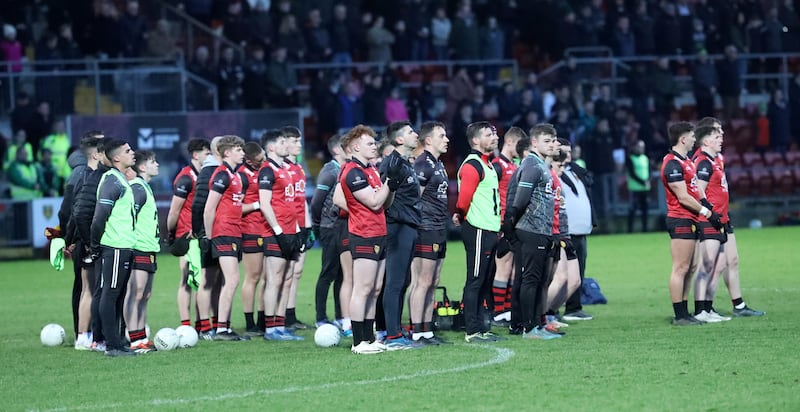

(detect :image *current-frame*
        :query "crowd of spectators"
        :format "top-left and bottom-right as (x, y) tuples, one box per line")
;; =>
(3, 0), (800, 200)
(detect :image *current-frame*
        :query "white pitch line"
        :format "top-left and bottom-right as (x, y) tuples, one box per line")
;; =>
(36, 345), (514, 412)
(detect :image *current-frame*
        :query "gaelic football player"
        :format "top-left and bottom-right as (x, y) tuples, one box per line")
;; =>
(238, 142), (268, 334)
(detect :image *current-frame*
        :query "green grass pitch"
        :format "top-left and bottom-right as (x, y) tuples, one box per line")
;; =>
(1, 226), (799, 411)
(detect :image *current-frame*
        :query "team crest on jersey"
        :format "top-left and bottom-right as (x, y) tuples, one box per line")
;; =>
(150, 255), (155, 263)
(232, 243), (238, 251)
(295, 180), (306, 192)
(285, 183), (295, 197)
(374, 245), (380, 254)
(432, 243), (440, 253)
(257, 237), (263, 246)
(691, 224), (696, 233)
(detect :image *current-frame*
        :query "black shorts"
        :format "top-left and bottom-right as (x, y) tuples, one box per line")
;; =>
(132, 250), (157, 272)
(200, 238), (218, 269)
(414, 229), (447, 259)
(698, 221), (728, 244)
(211, 236), (242, 260)
(548, 236), (561, 261)
(349, 234), (386, 261)
(725, 221), (735, 234)
(666, 217), (699, 240)
(241, 233), (265, 254)
(75, 241), (94, 269)
(335, 219), (349, 255)
(263, 234), (300, 260)
(560, 237), (578, 260)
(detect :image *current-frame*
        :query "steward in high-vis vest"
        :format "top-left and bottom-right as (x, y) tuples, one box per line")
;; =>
(90, 139), (137, 357)
(453, 121), (502, 344)
(7, 145), (42, 200)
(626, 140), (651, 233)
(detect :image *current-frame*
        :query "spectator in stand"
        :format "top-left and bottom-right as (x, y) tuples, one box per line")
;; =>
(305, 8), (332, 62)
(92, 1), (121, 58)
(763, 7), (785, 74)
(626, 140), (651, 233)
(119, 0), (148, 57)
(1, 24), (23, 73)
(146, 19), (180, 58)
(35, 33), (64, 115)
(694, 0), (722, 53)
(329, 3), (354, 64)
(790, 73), (800, 141)
(444, 66), (475, 126)
(450, 102), (474, 163)
(10, 92), (35, 135)
(385, 87), (409, 123)
(497, 82), (520, 127)
(626, 63), (651, 124)
(768, 88), (791, 153)
(516, 110), (540, 132)
(247, 0), (273, 51)
(337, 80), (364, 130)
(522, 73), (544, 117)
(575, 2), (604, 47)
(393, 20), (413, 62)
(558, 11), (580, 55)
(39, 119), (71, 182)
(605, 0), (629, 35)
(687, 19), (708, 55)
(37, 148), (63, 197)
(576, 100), (598, 143)
(217, 46), (245, 110)
(26, 101), (53, 157)
(362, 72), (387, 126)
(693, 49), (718, 119)
(595, 84), (616, 125)
(7, 146), (42, 200)
(187, 45), (216, 110)
(265, 46), (297, 108)
(351, 11), (373, 61)
(449, 3), (479, 60)
(431, 6), (451, 60)
(655, 3), (681, 55)
(612, 16), (635, 57)
(632, 1), (655, 55)
(57, 23), (81, 114)
(58, 23), (82, 61)
(3, 130), (33, 171)
(243, 45), (268, 109)
(310, 70), (341, 137)
(366, 16), (394, 63)
(552, 108), (575, 142)
(270, 0), (293, 29)
(222, 0), (248, 46)
(480, 16), (505, 82)
(651, 58), (679, 124)
(558, 56), (582, 91)
(716, 45), (741, 121)
(277, 14), (306, 62)
(550, 85), (578, 120)
(583, 117), (615, 221)
(781, 0), (800, 52)
(404, 0), (430, 61)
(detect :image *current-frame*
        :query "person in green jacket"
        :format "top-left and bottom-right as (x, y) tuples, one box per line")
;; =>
(626, 140), (651, 233)
(39, 119), (71, 181)
(8, 145), (42, 200)
(4, 130), (33, 171)
(37, 148), (64, 196)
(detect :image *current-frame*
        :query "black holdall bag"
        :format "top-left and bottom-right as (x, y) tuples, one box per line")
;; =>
(433, 286), (465, 331)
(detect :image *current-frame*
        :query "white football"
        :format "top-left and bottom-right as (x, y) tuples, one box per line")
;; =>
(314, 323), (341, 348)
(175, 325), (199, 348)
(40, 324), (65, 347)
(153, 327), (180, 351)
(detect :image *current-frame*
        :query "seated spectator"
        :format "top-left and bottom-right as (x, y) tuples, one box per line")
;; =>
(4, 130), (33, 171)
(7, 146), (42, 200)
(265, 46), (297, 108)
(384, 87), (409, 123)
(146, 19), (180, 58)
(39, 119), (71, 181)
(37, 148), (63, 197)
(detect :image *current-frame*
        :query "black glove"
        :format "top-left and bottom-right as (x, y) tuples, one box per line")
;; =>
(311, 224), (321, 242)
(199, 237), (211, 254)
(386, 154), (404, 181)
(387, 177), (401, 191)
(700, 198), (715, 212)
(275, 232), (295, 253)
(708, 212), (724, 230)
(502, 215), (517, 242)
(496, 237), (511, 258)
(89, 243), (102, 262)
(298, 228), (312, 253)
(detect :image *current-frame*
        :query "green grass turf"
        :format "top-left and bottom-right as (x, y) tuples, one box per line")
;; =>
(1, 226), (799, 411)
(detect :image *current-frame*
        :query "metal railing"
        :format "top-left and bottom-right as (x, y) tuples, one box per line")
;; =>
(159, 2), (246, 63)
(0, 57), (218, 115)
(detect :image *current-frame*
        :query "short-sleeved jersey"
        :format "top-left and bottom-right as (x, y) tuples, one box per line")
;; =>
(693, 151), (729, 223)
(414, 150), (449, 231)
(172, 165), (198, 237)
(239, 165), (268, 236)
(661, 150), (699, 220)
(492, 154), (518, 219)
(286, 160), (307, 228)
(209, 163), (244, 238)
(341, 158), (386, 238)
(259, 158), (298, 236)
(550, 168), (561, 235)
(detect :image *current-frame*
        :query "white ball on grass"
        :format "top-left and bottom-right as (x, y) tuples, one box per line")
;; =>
(40, 324), (65, 347)
(153, 328), (180, 351)
(175, 325), (199, 348)
(314, 323), (341, 348)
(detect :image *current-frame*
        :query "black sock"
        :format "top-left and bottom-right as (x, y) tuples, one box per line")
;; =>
(704, 300), (713, 313)
(257, 311), (265, 329)
(286, 308), (296, 324)
(423, 321), (434, 333)
(244, 312), (254, 329)
(352, 321), (364, 344)
(673, 302), (687, 319)
(681, 301), (690, 318)
(732, 297), (743, 308)
(365, 319), (375, 343)
(694, 300), (704, 315)
(412, 323), (424, 333)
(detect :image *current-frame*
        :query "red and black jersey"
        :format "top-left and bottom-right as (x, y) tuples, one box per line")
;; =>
(238, 165), (268, 236)
(550, 168), (561, 235)
(492, 154), (517, 219)
(172, 165), (198, 237)
(259, 158), (298, 236)
(286, 159), (307, 228)
(340, 158), (386, 238)
(209, 163), (244, 238)
(693, 151), (729, 223)
(661, 150), (699, 220)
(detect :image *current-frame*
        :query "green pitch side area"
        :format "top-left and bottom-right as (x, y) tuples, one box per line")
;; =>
(2, 226), (798, 411)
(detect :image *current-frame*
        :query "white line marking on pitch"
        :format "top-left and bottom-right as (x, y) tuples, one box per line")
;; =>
(35, 345), (514, 412)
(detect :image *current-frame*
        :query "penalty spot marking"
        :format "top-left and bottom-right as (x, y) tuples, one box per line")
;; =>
(37, 345), (514, 412)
